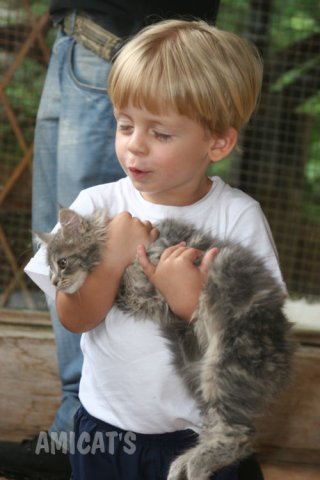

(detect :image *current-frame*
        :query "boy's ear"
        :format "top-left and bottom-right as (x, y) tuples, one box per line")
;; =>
(208, 128), (238, 163)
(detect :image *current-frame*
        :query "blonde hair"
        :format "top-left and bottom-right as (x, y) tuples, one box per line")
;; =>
(108, 19), (263, 136)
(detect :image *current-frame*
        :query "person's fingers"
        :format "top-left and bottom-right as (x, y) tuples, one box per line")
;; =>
(132, 218), (159, 242)
(199, 247), (219, 276)
(119, 211), (132, 219)
(136, 244), (156, 279)
(158, 242), (187, 260)
(179, 247), (204, 262)
(150, 227), (159, 241)
(142, 220), (153, 229)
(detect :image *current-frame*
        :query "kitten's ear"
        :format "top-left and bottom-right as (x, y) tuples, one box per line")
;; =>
(35, 232), (54, 246)
(59, 208), (85, 237)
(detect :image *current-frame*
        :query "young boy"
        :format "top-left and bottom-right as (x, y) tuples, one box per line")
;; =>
(26, 19), (284, 480)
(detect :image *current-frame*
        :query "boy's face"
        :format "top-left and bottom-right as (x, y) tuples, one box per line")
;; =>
(114, 104), (216, 206)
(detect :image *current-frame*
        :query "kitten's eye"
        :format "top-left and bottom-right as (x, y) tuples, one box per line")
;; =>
(57, 258), (68, 270)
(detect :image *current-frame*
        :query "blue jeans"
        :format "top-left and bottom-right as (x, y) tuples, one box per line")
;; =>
(32, 30), (124, 441)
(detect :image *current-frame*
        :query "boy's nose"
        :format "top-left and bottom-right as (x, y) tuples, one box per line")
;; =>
(128, 131), (148, 155)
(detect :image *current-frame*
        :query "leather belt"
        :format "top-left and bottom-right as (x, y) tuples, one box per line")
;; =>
(62, 11), (121, 61)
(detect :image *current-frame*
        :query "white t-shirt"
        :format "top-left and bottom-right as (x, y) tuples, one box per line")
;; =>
(25, 176), (284, 434)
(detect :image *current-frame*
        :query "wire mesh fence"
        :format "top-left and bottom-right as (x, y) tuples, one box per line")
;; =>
(217, 0), (320, 298)
(0, 1), (51, 309)
(0, 0), (319, 310)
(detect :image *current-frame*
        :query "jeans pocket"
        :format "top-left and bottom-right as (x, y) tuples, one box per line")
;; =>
(52, 30), (70, 54)
(67, 39), (111, 93)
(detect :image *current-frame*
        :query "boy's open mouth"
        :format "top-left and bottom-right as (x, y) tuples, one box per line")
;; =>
(128, 167), (150, 178)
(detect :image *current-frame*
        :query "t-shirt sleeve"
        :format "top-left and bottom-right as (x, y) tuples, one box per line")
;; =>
(227, 202), (286, 289)
(24, 244), (54, 299)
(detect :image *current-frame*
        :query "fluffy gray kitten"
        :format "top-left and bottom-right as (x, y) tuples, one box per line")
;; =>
(37, 208), (294, 480)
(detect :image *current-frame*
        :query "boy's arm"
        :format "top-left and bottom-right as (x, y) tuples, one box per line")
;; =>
(137, 243), (218, 322)
(56, 258), (123, 333)
(57, 212), (158, 333)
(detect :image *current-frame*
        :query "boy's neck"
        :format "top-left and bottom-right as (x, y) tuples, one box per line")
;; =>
(139, 177), (213, 206)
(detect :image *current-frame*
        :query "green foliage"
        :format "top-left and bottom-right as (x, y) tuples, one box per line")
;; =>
(207, 155), (233, 179)
(271, 1), (320, 50)
(29, 0), (48, 16)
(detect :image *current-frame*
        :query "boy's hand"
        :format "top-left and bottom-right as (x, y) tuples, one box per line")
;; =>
(57, 212), (158, 333)
(104, 212), (159, 273)
(137, 243), (219, 322)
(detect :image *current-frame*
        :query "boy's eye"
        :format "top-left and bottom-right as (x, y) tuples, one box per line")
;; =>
(57, 258), (68, 270)
(117, 124), (132, 134)
(153, 131), (172, 141)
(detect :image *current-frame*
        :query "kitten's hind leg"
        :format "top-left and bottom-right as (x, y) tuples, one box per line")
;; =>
(167, 414), (252, 480)
(167, 451), (189, 480)
(167, 443), (222, 480)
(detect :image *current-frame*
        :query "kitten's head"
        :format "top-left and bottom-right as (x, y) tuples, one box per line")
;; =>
(36, 208), (106, 294)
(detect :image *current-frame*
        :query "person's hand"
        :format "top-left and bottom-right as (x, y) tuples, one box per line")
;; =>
(56, 212), (159, 333)
(103, 212), (159, 274)
(137, 242), (219, 322)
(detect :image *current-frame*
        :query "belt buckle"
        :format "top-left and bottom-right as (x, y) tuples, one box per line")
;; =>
(63, 10), (121, 62)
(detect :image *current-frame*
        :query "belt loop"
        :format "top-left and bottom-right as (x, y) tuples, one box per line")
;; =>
(63, 10), (77, 37)
(69, 10), (77, 34)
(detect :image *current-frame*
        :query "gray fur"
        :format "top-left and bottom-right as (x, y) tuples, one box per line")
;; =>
(36, 209), (107, 294)
(39, 208), (295, 479)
